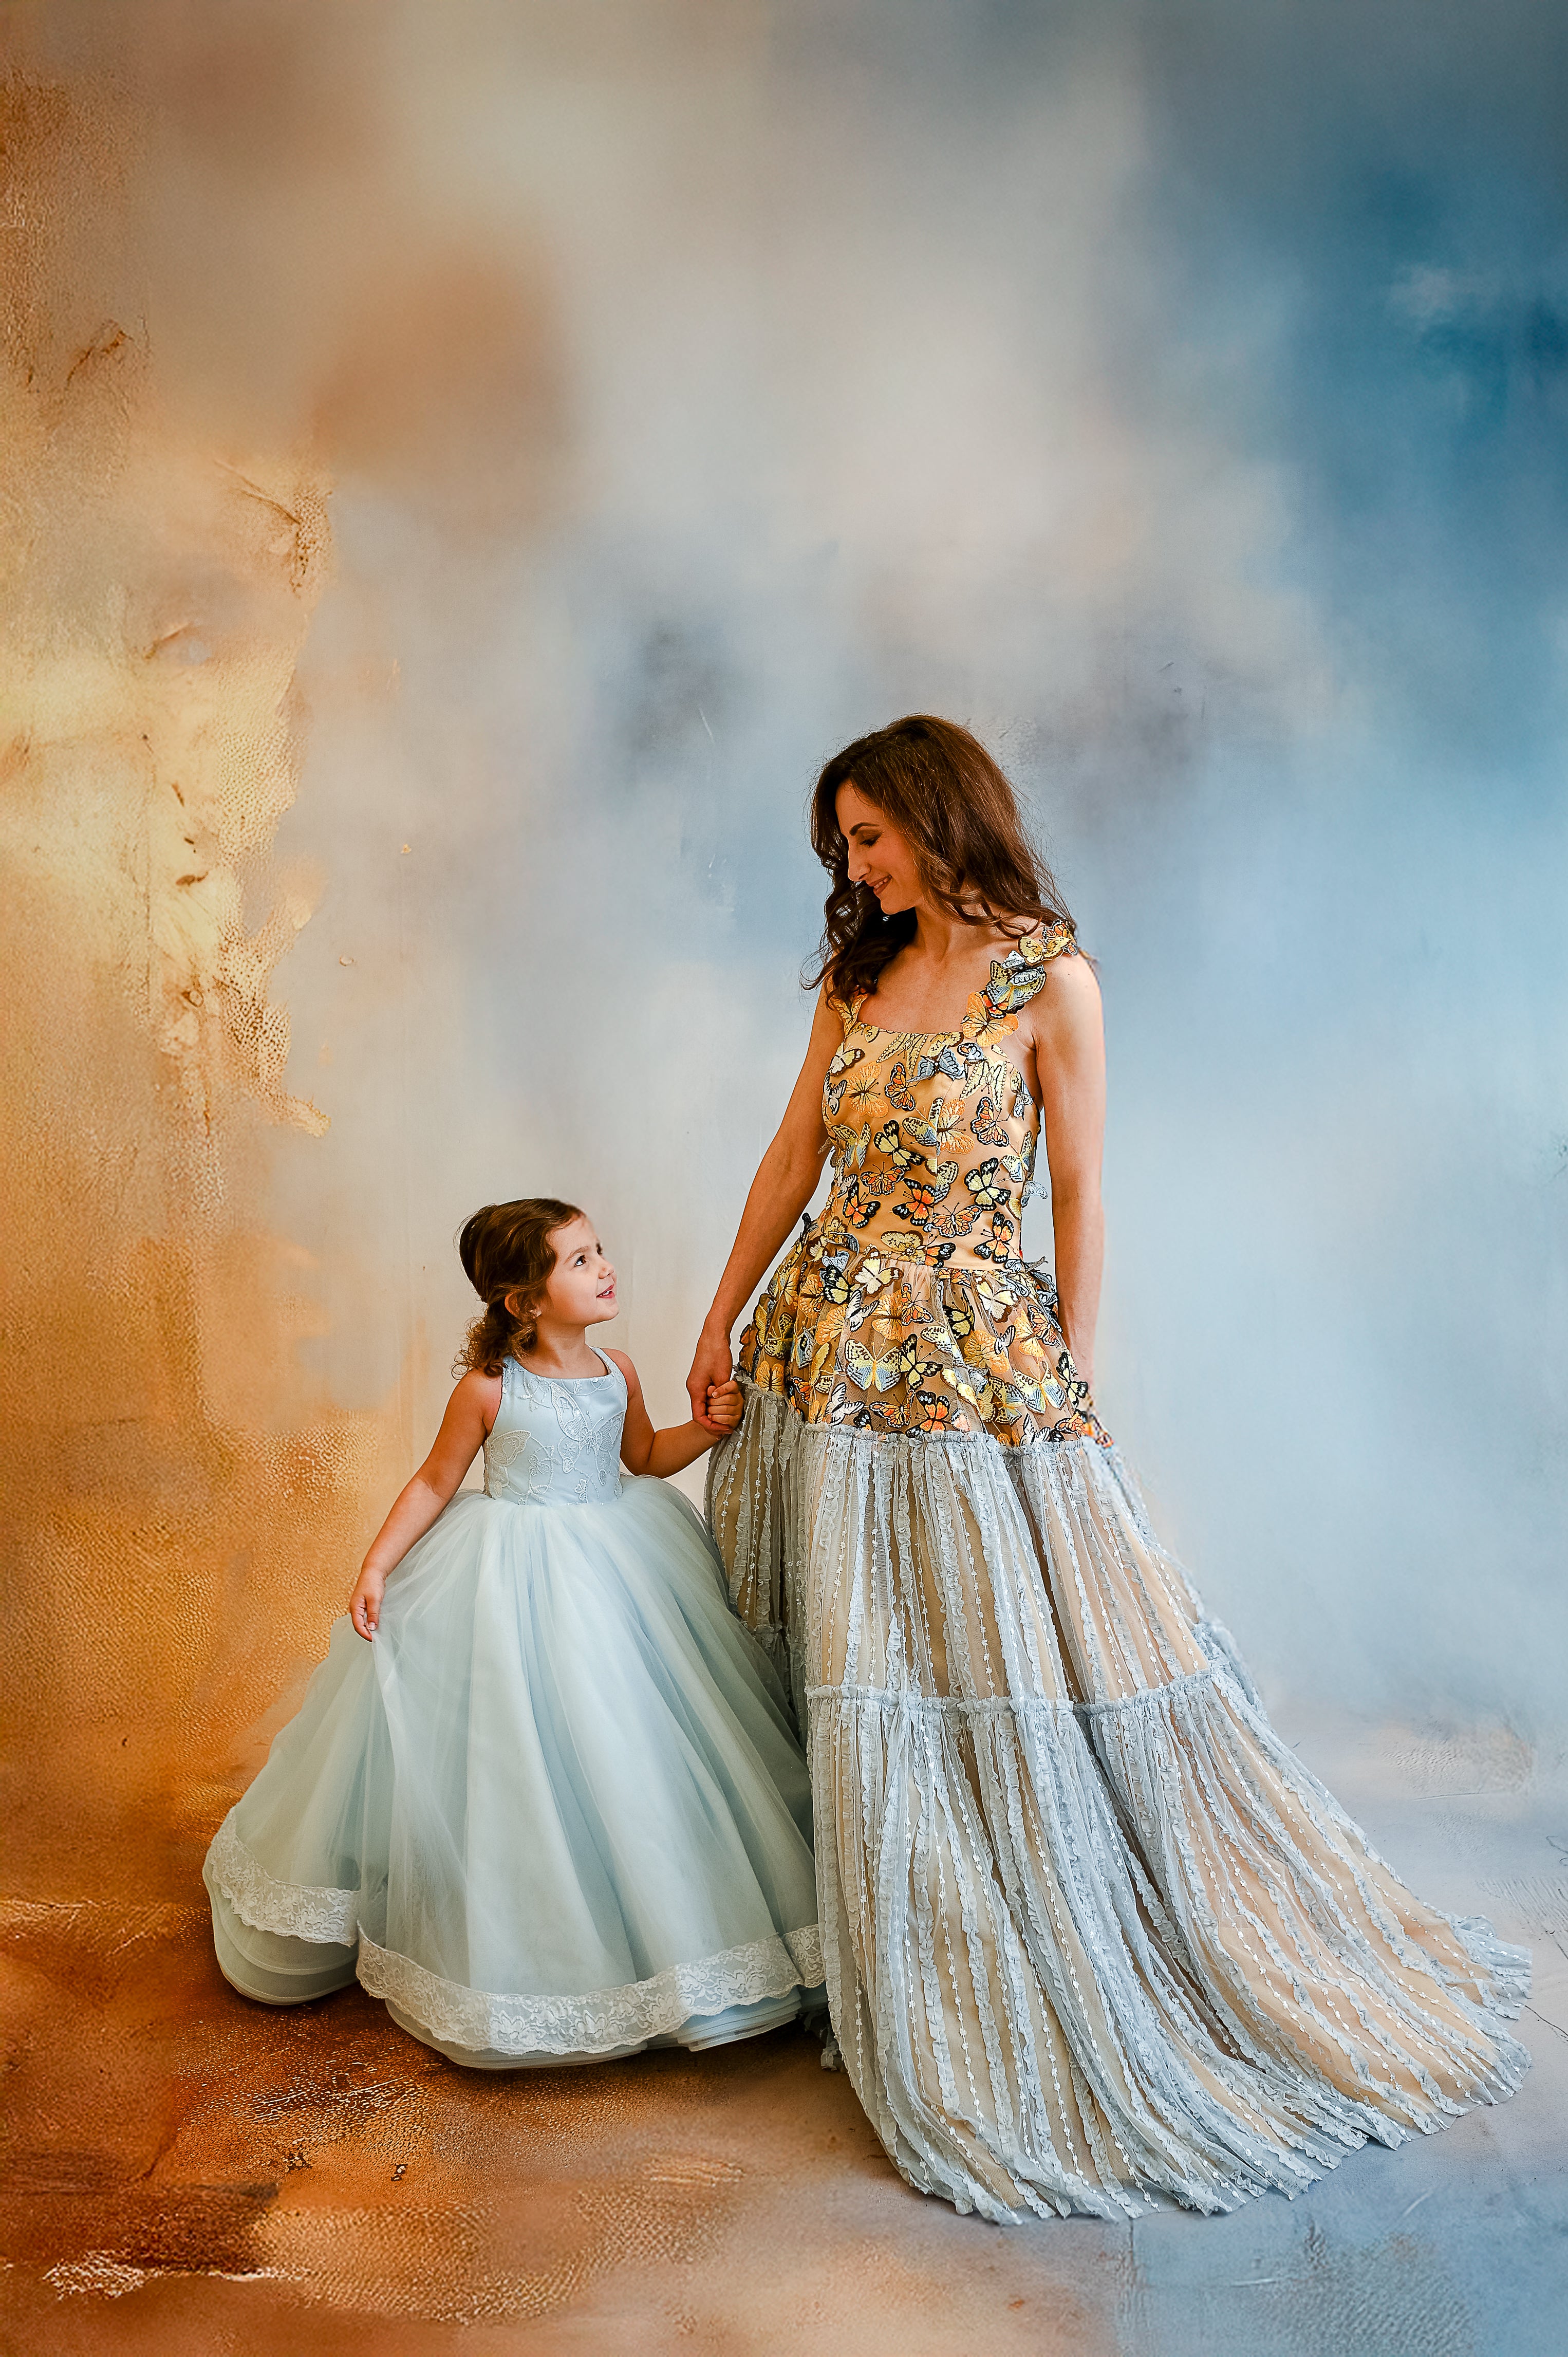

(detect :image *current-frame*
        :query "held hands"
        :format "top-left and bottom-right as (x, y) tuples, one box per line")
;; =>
(704, 1377), (744, 1435)
(349, 1565), (385, 1642)
(687, 1324), (736, 1434)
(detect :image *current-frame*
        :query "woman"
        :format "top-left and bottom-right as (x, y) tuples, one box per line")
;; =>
(686, 714), (1528, 2223)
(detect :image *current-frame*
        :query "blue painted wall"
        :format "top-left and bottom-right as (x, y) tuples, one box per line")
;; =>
(254, 0), (1566, 1725)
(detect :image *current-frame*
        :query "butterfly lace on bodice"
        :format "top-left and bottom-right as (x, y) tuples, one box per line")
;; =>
(483, 1353), (626, 1506)
(819, 923), (1075, 1272)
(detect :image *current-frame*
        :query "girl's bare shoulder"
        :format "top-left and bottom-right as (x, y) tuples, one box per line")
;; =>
(451, 1366), (503, 1427)
(601, 1346), (641, 1392)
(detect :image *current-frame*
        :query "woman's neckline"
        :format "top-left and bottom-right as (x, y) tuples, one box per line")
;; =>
(849, 1015), (964, 1042)
(849, 926), (1045, 1040)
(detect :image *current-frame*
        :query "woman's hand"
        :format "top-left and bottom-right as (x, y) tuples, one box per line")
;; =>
(686, 1323), (736, 1433)
(704, 1377), (744, 1434)
(687, 983), (841, 1431)
(349, 1565), (385, 1642)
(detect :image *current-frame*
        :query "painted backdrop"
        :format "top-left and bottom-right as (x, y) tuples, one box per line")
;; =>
(5, 0), (1565, 1921)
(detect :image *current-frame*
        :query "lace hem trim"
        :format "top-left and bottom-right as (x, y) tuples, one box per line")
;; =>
(356, 1923), (825, 2055)
(206, 1815), (826, 2054)
(206, 1812), (360, 1945)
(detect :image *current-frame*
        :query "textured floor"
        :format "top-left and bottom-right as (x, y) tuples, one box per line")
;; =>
(4, 1706), (1565, 2357)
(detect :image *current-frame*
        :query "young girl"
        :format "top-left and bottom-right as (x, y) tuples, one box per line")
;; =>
(203, 1198), (823, 2067)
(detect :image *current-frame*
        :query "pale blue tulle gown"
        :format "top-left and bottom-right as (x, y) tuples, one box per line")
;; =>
(204, 1350), (824, 2066)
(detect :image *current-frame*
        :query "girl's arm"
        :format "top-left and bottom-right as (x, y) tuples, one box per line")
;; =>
(1029, 954), (1107, 1389)
(348, 1370), (500, 1639)
(608, 1350), (745, 1478)
(684, 983), (842, 1428)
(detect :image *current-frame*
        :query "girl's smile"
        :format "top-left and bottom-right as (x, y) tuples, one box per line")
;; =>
(539, 1214), (619, 1329)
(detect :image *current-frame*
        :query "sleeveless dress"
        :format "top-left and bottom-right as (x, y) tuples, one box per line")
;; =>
(707, 923), (1529, 2220)
(204, 1350), (823, 2066)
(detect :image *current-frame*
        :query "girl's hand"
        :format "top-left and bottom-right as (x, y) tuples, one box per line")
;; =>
(349, 1566), (385, 1642)
(686, 1324), (735, 1433)
(705, 1378), (744, 1434)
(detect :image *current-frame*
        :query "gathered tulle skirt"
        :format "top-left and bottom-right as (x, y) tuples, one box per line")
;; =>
(204, 1476), (824, 2066)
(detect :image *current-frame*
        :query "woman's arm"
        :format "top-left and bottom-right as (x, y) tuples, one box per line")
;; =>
(608, 1351), (745, 1476)
(1030, 956), (1107, 1389)
(348, 1370), (500, 1638)
(684, 985), (842, 1428)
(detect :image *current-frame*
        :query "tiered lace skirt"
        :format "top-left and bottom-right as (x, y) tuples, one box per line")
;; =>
(707, 1388), (1530, 2221)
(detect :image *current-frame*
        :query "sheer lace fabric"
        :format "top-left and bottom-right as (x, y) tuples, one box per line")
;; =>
(708, 932), (1528, 2221)
(708, 1393), (1528, 2219)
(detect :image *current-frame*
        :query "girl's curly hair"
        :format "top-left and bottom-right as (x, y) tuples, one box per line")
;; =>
(455, 1197), (584, 1376)
(806, 714), (1074, 1010)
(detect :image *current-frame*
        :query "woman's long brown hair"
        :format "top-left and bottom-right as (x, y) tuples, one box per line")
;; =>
(806, 715), (1075, 1009)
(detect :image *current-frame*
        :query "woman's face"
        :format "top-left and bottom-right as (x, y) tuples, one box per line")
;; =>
(835, 783), (924, 916)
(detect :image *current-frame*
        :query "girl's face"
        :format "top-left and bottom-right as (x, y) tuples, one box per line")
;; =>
(518, 1214), (618, 1331)
(835, 782), (924, 916)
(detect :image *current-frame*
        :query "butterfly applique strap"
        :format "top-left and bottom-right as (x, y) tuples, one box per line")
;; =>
(967, 921), (1077, 1028)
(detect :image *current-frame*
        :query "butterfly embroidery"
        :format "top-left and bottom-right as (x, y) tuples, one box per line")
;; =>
(843, 1331), (940, 1394)
(883, 1059), (917, 1113)
(842, 1336), (898, 1394)
(984, 931), (1069, 1015)
(964, 1159), (1009, 1211)
(897, 1152), (959, 1211)
(903, 1097), (964, 1153)
(823, 1044), (864, 1116)
(913, 1042), (965, 1085)
(970, 1097), (1010, 1148)
(871, 1120), (916, 1167)
(754, 926), (1107, 1446)
(912, 1387), (956, 1431)
(831, 1123), (871, 1173)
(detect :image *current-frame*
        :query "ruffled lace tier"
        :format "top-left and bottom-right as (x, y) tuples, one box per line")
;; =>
(706, 1387), (1530, 2222)
(207, 1812), (824, 2057)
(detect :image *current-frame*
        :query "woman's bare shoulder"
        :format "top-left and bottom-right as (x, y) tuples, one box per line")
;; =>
(1024, 940), (1102, 1041)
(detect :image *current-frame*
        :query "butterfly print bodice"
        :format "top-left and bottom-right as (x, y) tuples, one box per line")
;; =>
(737, 924), (1108, 1444)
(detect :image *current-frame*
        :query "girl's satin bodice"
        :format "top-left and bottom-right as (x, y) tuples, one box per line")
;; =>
(483, 1352), (626, 1506)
